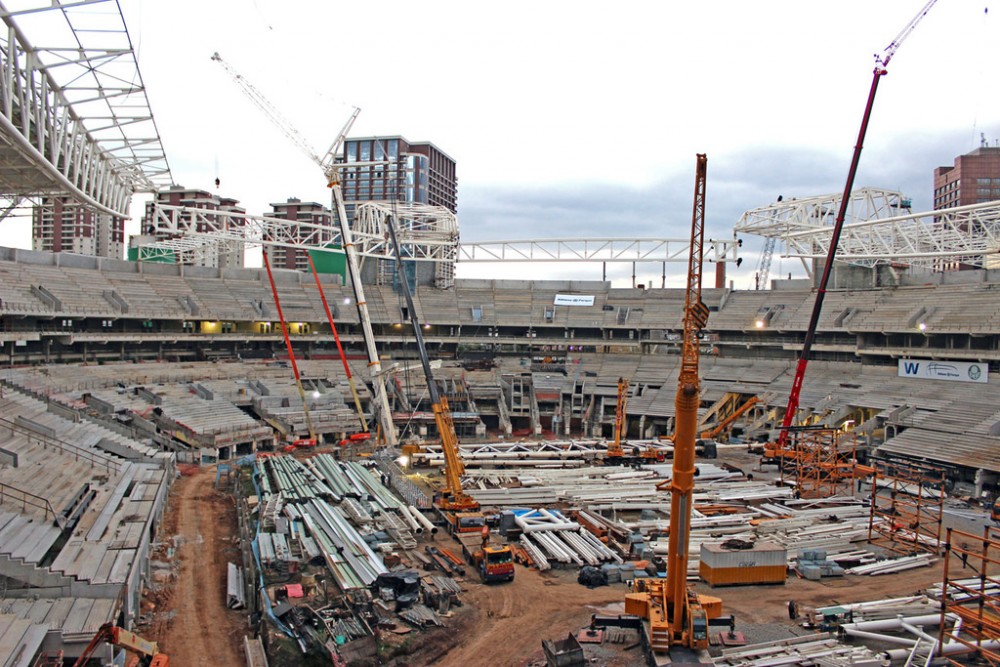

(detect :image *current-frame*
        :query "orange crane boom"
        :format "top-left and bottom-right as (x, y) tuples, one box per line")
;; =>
(664, 153), (712, 650)
(74, 623), (168, 667)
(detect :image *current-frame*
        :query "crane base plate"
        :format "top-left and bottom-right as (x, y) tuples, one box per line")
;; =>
(576, 629), (604, 644)
(717, 631), (746, 646)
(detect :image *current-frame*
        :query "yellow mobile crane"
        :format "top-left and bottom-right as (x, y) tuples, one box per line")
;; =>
(383, 218), (514, 582)
(627, 154), (722, 655)
(605, 377), (665, 464)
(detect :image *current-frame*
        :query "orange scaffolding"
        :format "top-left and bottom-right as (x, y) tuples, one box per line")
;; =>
(790, 428), (859, 499)
(938, 527), (1000, 667)
(867, 459), (944, 556)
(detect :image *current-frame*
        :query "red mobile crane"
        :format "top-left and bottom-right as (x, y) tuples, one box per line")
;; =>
(773, 1), (939, 457)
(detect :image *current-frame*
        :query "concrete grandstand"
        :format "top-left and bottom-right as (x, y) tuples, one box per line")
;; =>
(1, 242), (998, 501)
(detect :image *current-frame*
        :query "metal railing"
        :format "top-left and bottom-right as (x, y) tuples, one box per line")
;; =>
(0, 481), (59, 526)
(0, 416), (122, 475)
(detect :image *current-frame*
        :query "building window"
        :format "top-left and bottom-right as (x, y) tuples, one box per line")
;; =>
(977, 178), (991, 185)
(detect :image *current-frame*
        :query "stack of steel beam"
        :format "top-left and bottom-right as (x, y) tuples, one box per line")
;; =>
(513, 509), (621, 568)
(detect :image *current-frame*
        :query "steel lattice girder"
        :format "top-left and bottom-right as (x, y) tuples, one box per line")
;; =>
(456, 237), (738, 264)
(147, 203), (457, 262)
(352, 201), (458, 263)
(782, 200), (1000, 267)
(734, 188), (911, 237)
(0, 0), (171, 216)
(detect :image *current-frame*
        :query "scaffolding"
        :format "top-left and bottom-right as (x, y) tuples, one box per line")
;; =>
(791, 428), (859, 499)
(938, 527), (1000, 667)
(867, 459), (945, 556)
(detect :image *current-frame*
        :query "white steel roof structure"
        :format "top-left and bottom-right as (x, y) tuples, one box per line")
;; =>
(143, 203), (741, 273)
(735, 187), (1000, 273)
(0, 0), (171, 217)
(735, 188), (912, 237)
(142, 203), (458, 262)
(782, 200), (1000, 269)
(457, 237), (739, 265)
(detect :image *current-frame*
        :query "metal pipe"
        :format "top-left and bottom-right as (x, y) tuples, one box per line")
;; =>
(396, 505), (423, 534)
(410, 506), (438, 534)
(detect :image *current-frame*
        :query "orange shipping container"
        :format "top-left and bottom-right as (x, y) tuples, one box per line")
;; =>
(699, 563), (787, 587)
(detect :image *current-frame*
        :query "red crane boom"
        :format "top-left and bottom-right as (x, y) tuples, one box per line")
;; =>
(777, 1), (938, 448)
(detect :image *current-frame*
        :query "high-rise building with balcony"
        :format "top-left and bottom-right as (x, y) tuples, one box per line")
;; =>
(32, 197), (124, 258)
(265, 197), (334, 271)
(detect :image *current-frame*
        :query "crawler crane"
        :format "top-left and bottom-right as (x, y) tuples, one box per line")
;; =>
(627, 154), (722, 655)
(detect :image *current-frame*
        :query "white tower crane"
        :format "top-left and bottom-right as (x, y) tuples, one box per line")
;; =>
(210, 52), (397, 446)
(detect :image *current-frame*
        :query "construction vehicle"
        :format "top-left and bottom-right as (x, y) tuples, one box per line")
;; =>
(626, 154), (722, 655)
(769, 1), (938, 466)
(73, 622), (168, 667)
(381, 216), (514, 580)
(281, 436), (319, 454)
(992, 498), (1000, 526)
(455, 524), (515, 583)
(604, 377), (665, 464)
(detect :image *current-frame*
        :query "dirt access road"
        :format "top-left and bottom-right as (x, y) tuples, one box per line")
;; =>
(146, 466), (245, 666)
(401, 566), (625, 667)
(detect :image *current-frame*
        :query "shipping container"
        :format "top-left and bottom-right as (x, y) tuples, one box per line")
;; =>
(700, 541), (787, 568)
(699, 541), (787, 586)
(699, 563), (787, 587)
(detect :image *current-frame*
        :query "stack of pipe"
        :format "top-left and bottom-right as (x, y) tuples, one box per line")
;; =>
(299, 497), (388, 589)
(715, 635), (883, 667)
(845, 553), (934, 576)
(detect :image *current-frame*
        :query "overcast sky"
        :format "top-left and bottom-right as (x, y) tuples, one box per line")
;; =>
(7, 1), (999, 289)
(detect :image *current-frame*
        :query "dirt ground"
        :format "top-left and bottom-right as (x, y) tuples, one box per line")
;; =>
(139, 451), (986, 667)
(143, 466), (246, 666)
(395, 546), (960, 667)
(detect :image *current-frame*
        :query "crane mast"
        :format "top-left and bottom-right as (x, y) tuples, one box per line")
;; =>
(383, 215), (476, 511)
(777, 1), (937, 450)
(663, 153), (711, 649)
(611, 377), (629, 455)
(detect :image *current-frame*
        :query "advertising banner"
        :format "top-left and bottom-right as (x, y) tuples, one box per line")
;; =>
(553, 294), (595, 307)
(897, 358), (988, 384)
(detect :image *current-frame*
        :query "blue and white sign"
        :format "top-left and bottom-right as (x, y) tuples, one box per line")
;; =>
(898, 359), (988, 384)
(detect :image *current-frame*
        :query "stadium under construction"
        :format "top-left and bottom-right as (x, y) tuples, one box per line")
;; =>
(1, 2), (999, 667)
